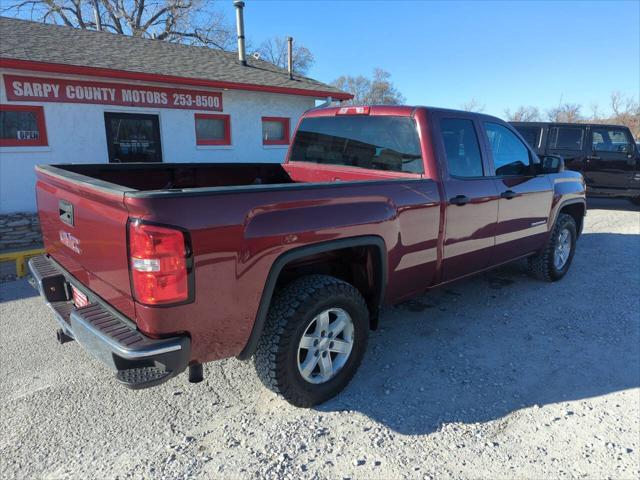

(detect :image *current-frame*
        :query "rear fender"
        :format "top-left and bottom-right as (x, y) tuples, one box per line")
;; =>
(236, 236), (387, 360)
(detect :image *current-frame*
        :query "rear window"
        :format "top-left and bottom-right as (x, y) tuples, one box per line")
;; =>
(514, 126), (540, 149)
(547, 126), (585, 150)
(290, 116), (423, 174)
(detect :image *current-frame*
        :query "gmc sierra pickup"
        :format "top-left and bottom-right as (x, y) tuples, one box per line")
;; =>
(29, 106), (586, 407)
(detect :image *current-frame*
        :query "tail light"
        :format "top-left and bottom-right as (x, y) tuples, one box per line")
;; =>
(336, 106), (370, 115)
(128, 221), (190, 305)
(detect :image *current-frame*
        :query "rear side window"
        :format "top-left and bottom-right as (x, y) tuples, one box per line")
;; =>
(547, 126), (585, 150)
(290, 116), (423, 174)
(514, 126), (540, 149)
(484, 123), (531, 176)
(440, 118), (484, 177)
(592, 127), (633, 153)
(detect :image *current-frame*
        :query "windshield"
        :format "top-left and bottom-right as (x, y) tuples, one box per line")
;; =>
(290, 116), (423, 174)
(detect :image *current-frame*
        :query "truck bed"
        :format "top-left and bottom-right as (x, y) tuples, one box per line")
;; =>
(47, 163), (296, 191)
(43, 160), (425, 195)
(35, 161), (440, 363)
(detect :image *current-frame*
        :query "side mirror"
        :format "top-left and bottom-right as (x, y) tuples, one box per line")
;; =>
(541, 155), (564, 174)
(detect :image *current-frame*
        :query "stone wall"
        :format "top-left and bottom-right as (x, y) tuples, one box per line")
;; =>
(0, 213), (42, 251)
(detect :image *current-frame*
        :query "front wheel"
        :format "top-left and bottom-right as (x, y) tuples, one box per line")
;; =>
(254, 275), (369, 407)
(527, 213), (577, 282)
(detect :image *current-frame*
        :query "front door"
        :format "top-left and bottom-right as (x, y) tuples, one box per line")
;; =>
(481, 122), (553, 263)
(585, 126), (639, 191)
(104, 112), (162, 163)
(434, 114), (500, 282)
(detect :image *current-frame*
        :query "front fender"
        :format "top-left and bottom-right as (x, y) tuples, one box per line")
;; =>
(548, 171), (586, 235)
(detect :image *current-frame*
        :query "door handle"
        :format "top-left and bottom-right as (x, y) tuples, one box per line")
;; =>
(449, 195), (470, 206)
(500, 190), (518, 200)
(586, 155), (601, 161)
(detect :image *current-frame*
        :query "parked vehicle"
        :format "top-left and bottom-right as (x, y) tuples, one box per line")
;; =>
(29, 106), (586, 407)
(512, 122), (640, 204)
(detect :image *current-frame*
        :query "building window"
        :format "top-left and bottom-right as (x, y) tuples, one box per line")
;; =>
(262, 117), (290, 145)
(0, 105), (48, 147)
(195, 113), (231, 145)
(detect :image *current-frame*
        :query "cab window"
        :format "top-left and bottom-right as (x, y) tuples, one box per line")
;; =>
(290, 116), (423, 173)
(591, 127), (634, 154)
(440, 118), (484, 177)
(484, 122), (531, 176)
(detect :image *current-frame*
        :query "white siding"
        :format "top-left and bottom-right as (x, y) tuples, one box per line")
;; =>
(0, 69), (315, 213)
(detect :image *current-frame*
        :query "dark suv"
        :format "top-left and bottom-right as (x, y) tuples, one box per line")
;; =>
(512, 122), (640, 203)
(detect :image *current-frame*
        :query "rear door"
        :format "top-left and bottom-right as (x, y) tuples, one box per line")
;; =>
(432, 113), (499, 281)
(481, 122), (553, 263)
(585, 126), (639, 191)
(546, 124), (588, 174)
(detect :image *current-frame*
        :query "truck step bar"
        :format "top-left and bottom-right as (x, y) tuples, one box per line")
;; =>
(116, 366), (173, 389)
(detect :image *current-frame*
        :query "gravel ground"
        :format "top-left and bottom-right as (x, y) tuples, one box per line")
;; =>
(1, 198), (639, 480)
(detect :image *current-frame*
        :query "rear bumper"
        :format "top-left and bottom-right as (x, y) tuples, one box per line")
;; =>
(28, 255), (190, 389)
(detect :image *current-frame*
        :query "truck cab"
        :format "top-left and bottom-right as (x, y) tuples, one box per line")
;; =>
(512, 122), (640, 203)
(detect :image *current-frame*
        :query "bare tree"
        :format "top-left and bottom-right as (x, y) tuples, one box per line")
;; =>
(607, 91), (640, 139)
(460, 98), (485, 113)
(609, 91), (636, 117)
(256, 36), (314, 75)
(368, 68), (405, 105)
(546, 103), (583, 123)
(504, 106), (541, 122)
(330, 75), (371, 104)
(2, 0), (235, 49)
(589, 103), (601, 120)
(331, 68), (405, 105)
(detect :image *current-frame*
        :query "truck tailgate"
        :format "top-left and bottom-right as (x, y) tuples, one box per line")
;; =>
(35, 169), (136, 319)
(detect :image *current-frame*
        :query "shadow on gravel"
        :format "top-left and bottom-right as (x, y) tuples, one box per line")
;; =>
(319, 232), (640, 435)
(0, 278), (38, 303)
(587, 197), (639, 212)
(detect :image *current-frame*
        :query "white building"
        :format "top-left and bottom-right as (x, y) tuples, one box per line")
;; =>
(0, 17), (350, 215)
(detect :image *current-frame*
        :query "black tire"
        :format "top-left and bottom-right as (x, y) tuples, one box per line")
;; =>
(254, 274), (369, 407)
(527, 213), (577, 282)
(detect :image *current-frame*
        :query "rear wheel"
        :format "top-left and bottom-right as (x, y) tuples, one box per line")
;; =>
(527, 213), (577, 282)
(254, 274), (369, 407)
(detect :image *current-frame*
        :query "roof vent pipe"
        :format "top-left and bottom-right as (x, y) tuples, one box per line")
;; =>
(92, 0), (102, 31)
(234, 1), (247, 66)
(287, 36), (293, 79)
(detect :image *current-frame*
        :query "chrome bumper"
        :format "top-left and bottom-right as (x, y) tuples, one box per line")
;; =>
(28, 255), (190, 389)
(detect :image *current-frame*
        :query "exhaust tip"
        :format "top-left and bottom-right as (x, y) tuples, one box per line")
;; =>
(188, 363), (204, 383)
(56, 328), (74, 345)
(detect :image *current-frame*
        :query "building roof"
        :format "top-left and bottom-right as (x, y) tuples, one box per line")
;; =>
(0, 16), (351, 100)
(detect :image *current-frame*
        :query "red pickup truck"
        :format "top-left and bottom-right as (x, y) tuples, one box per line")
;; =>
(29, 105), (586, 407)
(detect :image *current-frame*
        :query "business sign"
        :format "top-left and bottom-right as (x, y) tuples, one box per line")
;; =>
(3, 74), (223, 111)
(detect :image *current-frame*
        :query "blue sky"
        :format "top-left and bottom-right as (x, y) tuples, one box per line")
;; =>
(224, 0), (639, 118)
